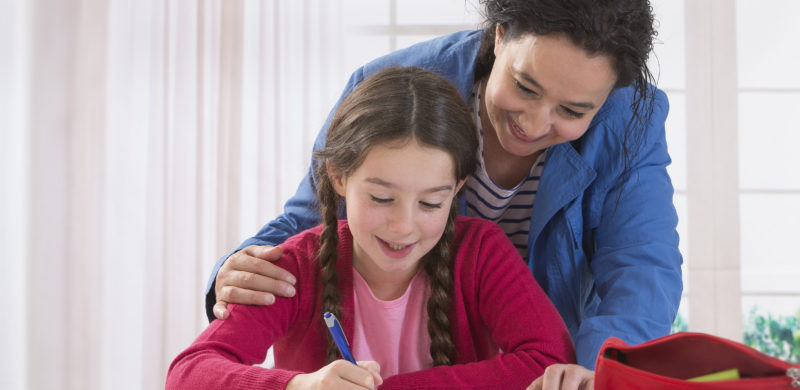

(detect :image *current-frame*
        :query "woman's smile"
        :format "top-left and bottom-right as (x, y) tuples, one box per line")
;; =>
(508, 114), (546, 143)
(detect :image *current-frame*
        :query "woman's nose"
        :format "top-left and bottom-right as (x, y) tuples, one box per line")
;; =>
(520, 104), (553, 138)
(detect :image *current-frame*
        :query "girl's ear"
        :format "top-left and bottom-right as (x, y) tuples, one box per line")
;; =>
(455, 178), (467, 195)
(326, 161), (346, 196)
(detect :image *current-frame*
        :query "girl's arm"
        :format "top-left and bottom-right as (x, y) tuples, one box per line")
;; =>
(380, 220), (575, 389)
(166, 302), (300, 389)
(170, 243), (308, 389)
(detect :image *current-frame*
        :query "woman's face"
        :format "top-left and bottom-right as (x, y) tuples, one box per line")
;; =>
(483, 27), (618, 158)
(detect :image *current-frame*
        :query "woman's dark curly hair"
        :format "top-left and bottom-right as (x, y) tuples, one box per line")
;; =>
(475, 0), (659, 192)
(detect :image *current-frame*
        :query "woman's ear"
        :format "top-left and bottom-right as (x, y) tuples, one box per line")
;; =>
(326, 161), (346, 196)
(494, 23), (505, 56)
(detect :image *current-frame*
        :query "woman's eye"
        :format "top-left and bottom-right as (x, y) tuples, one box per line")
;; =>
(561, 106), (585, 119)
(515, 80), (537, 96)
(420, 201), (443, 209)
(370, 195), (392, 204)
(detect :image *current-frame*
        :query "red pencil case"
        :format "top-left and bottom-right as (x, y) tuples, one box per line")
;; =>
(594, 332), (800, 389)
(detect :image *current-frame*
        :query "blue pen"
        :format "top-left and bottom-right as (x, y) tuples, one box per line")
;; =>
(324, 312), (357, 364)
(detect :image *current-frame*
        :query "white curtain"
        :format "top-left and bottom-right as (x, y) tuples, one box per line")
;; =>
(0, 0), (346, 388)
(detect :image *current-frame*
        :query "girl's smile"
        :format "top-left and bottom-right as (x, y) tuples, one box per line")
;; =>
(376, 237), (416, 259)
(329, 138), (465, 298)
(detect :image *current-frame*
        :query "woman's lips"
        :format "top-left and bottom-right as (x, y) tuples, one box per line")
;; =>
(377, 237), (415, 259)
(507, 115), (546, 143)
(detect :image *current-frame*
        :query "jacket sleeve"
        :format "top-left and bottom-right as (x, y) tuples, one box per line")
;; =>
(576, 88), (683, 368)
(380, 222), (575, 389)
(169, 255), (305, 389)
(203, 68), (367, 321)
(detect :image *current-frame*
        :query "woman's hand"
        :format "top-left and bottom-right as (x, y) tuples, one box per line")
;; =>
(287, 360), (383, 390)
(527, 364), (594, 390)
(213, 245), (297, 320)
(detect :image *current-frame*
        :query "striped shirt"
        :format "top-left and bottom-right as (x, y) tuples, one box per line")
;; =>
(464, 82), (547, 259)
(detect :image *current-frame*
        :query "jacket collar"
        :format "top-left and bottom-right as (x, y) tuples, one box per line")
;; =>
(457, 141), (596, 244)
(528, 142), (596, 247)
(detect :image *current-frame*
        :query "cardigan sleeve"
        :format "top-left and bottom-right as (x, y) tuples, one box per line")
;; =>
(379, 219), (575, 389)
(168, 241), (312, 390)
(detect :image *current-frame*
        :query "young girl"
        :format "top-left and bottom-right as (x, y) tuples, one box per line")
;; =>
(167, 67), (574, 389)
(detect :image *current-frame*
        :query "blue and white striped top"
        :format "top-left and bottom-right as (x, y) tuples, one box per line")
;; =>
(464, 82), (547, 259)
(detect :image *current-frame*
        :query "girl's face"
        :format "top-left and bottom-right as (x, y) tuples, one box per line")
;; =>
(483, 27), (617, 158)
(330, 139), (463, 280)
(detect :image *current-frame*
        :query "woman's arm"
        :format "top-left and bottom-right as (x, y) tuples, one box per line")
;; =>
(575, 88), (683, 367)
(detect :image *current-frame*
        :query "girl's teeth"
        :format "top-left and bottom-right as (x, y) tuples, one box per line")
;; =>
(387, 242), (408, 251)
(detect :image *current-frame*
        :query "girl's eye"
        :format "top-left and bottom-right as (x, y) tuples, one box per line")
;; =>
(370, 195), (392, 204)
(561, 106), (585, 119)
(420, 201), (443, 209)
(514, 80), (538, 96)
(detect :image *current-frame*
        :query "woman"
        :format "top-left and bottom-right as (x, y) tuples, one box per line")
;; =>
(207, 0), (681, 387)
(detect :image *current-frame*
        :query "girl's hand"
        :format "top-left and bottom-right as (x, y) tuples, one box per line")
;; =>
(526, 364), (594, 390)
(213, 245), (297, 320)
(287, 360), (383, 390)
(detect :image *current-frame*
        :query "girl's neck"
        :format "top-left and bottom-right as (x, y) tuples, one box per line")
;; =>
(352, 254), (420, 301)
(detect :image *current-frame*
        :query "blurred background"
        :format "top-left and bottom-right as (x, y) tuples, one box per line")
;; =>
(1, 0), (798, 388)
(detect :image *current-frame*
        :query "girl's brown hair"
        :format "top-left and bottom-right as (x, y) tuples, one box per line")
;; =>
(313, 66), (478, 366)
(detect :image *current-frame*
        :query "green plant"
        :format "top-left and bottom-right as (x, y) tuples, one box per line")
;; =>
(671, 311), (688, 334)
(743, 306), (800, 363)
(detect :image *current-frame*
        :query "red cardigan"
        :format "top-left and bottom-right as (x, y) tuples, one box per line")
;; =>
(167, 216), (575, 389)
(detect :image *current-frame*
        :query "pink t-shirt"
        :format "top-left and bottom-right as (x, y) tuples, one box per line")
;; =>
(351, 268), (433, 378)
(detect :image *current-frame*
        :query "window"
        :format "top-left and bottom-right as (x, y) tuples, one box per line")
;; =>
(737, 0), (800, 363)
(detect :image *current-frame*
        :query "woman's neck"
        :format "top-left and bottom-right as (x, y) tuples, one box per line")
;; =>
(351, 253), (420, 301)
(479, 81), (542, 189)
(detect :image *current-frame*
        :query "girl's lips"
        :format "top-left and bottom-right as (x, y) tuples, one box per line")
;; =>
(377, 237), (415, 259)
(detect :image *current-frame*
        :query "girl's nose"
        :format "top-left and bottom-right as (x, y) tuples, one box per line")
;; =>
(387, 204), (414, 236)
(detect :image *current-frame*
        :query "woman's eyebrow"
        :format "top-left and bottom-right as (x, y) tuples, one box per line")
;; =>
(517, 71), (597, 110)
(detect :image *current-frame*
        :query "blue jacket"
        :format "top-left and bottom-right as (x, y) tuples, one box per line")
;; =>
(206, 30), (683, 369)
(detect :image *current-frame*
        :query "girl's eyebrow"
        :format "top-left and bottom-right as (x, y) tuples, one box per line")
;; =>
(365, 177), (453, 193)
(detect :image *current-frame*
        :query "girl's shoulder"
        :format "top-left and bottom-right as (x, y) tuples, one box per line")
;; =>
(278, 221), (353, 270)
(452, 216), (518, 261)
(276, 224), (328, 277)
(453, 215), (504, 237)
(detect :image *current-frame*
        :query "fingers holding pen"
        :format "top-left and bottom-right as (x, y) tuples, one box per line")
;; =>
(286, 360), (383, 390)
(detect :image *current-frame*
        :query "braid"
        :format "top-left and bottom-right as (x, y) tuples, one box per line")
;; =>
(424, 201), (457, 366)
(316, 169), (345, 363)
(311, 66), (478, 365)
